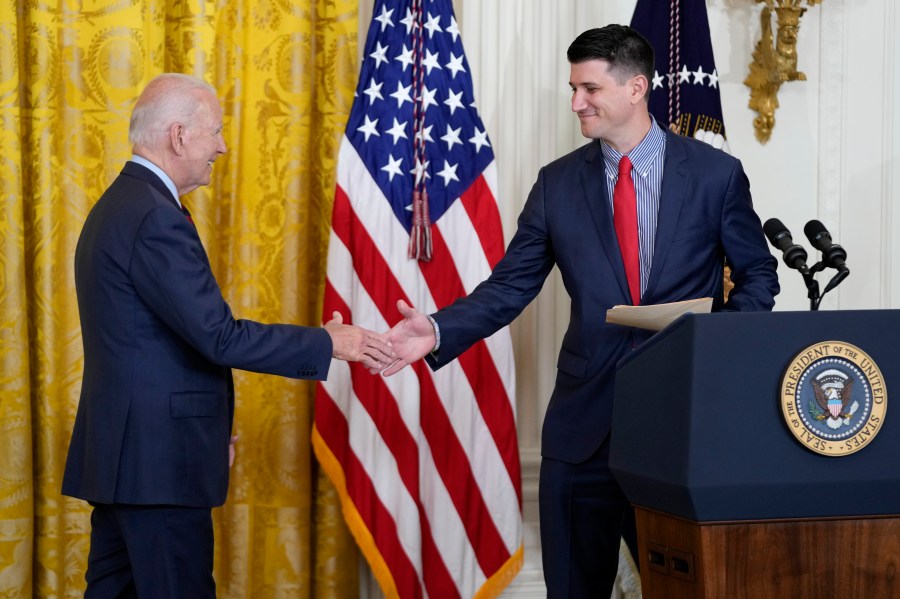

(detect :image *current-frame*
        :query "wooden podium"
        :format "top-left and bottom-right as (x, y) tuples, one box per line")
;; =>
(634, 509), (900, 598)
(610, 311), (900, 599)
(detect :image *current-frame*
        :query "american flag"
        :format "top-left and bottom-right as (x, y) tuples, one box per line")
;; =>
(631, 0), (731, 152)
(631, 0), (736, 304)
(312, 1), (522, 597)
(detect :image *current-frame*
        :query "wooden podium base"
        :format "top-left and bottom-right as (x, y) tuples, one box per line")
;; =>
(635, 507), (900, 599)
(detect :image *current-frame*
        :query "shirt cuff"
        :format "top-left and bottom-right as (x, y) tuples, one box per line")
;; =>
(426, 314), (441, 353)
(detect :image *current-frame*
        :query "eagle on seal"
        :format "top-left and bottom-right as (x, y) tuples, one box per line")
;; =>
(812, 377), (854, 420)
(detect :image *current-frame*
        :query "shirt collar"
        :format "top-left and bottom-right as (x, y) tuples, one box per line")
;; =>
(601, 118), (666, 177)
(130, 154), (181, 207)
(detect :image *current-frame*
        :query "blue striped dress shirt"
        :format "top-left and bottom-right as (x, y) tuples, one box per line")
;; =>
(602, 119), (667, 298)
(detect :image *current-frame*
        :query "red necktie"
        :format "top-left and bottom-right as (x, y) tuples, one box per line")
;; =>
(613, 156), (640, 305)
(181, 203), (195, 226)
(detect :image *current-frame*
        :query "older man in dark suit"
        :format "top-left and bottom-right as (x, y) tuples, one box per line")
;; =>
(62, 73), (394, 597)
(383, 25), (779, 598)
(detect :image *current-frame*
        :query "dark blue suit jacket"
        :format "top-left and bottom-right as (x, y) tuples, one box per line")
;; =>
(62, 162), (332, 508)
(428, 132), (779, 464)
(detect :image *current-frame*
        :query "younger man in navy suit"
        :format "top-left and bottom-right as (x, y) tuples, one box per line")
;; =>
(382, 25), (778, 597)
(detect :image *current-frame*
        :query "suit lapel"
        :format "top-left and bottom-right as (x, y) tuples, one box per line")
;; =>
(580, 141), (633, 303)
(645, 134), (689, 297)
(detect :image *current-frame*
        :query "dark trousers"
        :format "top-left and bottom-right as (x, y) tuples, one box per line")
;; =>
(539, 437), (638, 598)
(85, 503), (216, 599)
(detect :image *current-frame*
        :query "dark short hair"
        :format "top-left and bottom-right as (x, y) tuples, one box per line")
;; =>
(567, 25), (655, 85)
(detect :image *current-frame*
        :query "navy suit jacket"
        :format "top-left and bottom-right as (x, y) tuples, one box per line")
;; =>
(62, 162), (333, 508)
(427, 132), (779, 464)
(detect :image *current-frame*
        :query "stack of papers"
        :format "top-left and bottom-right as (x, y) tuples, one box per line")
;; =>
(605, 297), (713, 331)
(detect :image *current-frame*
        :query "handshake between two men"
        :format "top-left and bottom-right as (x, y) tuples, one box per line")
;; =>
(326, 299), (436, 376)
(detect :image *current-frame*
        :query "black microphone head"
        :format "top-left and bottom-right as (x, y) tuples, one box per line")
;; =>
(804, 219), (832, 249)
(763, 218), (808, 271)
(804, 219), (847, 270)
(763, 218), (792, 248)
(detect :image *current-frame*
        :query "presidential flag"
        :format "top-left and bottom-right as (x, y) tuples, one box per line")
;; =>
(312, 1), (522, 597)
(631, 0), (730, 152)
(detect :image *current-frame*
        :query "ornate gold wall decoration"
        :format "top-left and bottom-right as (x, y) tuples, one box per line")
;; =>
(745, 0), (823, 143)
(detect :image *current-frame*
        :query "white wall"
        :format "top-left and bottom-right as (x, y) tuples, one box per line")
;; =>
(358, 1), (899, 596)
(710, 0), (898, 313)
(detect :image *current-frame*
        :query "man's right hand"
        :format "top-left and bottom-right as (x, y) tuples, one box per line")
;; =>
(381, 300), (437, 377)
(324, 312), (395, 372)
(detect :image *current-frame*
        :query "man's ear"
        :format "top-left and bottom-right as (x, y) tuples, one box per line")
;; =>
(631, 74), (649, 104)
(169, 123), (186, 155)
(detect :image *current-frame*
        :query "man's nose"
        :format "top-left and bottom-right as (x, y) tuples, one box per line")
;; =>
(571, 91), (586, 112)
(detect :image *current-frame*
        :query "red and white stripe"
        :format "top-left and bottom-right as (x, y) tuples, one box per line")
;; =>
(314, 137), (522, 598)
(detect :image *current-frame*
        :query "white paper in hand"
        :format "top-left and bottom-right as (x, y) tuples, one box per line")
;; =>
(605, 297), (713, 331)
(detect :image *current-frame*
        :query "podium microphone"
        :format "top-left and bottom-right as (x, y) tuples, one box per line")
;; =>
(763, 218), (809, 274)
(804, 220), (849, 294)
(803, 220), (848, 272)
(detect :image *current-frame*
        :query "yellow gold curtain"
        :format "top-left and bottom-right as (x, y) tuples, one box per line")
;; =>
(0, 1), (360, 596)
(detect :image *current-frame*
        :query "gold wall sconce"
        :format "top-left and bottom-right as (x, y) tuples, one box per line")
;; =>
(744, 0), (823, 143)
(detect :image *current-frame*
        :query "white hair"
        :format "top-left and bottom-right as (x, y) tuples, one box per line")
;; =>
(128, 73), (216, 148)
